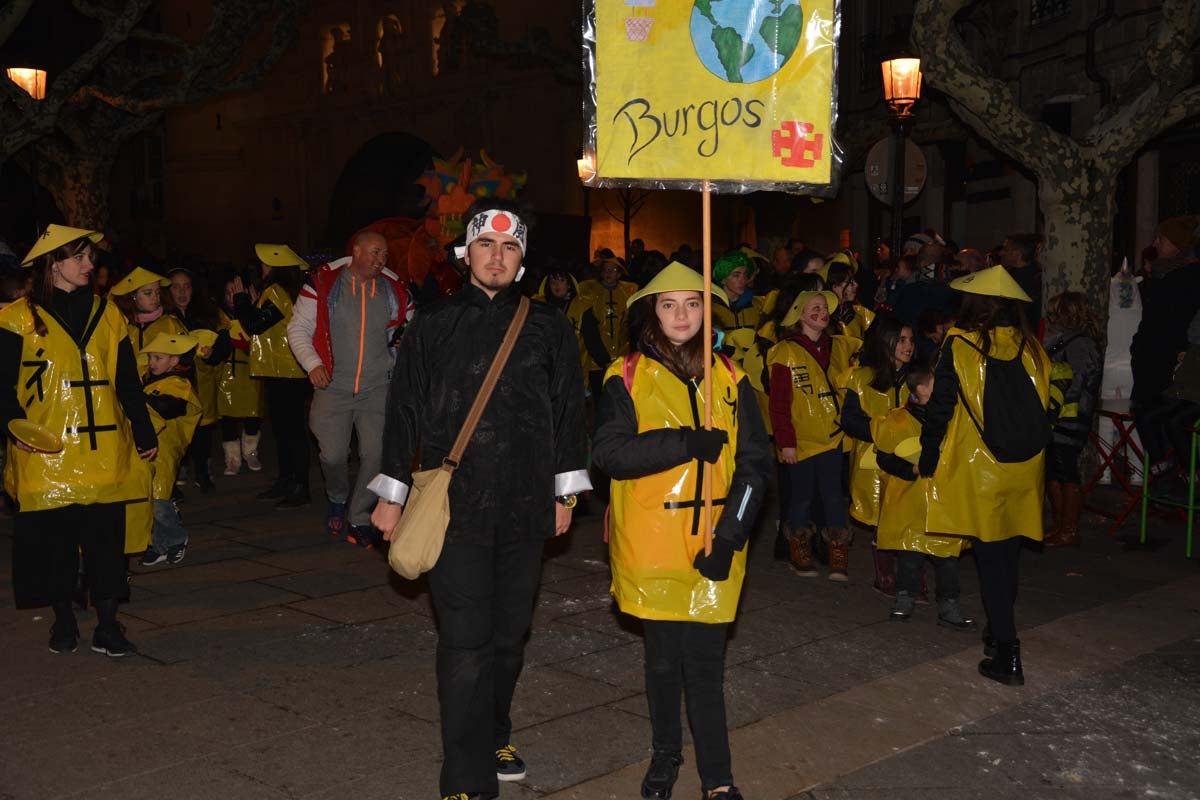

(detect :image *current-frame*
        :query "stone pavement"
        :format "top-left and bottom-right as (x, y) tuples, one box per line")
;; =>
(1, 470), (1198, 800)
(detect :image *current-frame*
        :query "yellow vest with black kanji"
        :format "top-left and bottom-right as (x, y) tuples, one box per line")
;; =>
(249, 284), (304, 379)
(872, 407), (968, 558)
(128, 314), (188, 376)
(766, 334), (860, 461)
(837, 365), (910, 526)
(0, 297), (146, 512)
(144, 374), (202, 499)
(578, 279), (638, 368)
(217, 310), (266, 418)
(605, 353), (745, 624)
(927, 327), (1051, 543)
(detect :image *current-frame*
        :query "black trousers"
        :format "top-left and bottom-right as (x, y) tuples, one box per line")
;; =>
(12, 502), (126, 609)
(428, 537), (545, 797)
(219, 416), (261, 441)
(264, 377), (311, 486)
(187, 423), (213, 476)
(974, 537), (1022, 642)
(643, 620), (733, 792)
(896, 551), (960, 601)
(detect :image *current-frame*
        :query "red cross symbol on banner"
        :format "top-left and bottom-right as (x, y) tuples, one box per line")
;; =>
(771, 121), (824, 168)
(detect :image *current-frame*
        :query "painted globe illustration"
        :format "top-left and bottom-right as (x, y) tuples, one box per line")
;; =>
(690, 0), (804, 84)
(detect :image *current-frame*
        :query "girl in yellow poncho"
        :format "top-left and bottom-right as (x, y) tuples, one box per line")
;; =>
(918, 266), (1051, 687)
(109, 266), (188, 373)
(592, 262), (771, 800)
(871, 360), (974, 630)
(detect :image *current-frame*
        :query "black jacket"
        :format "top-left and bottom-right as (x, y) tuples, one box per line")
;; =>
(1131, 257), (1200, 402)
(377, 282), (589, 544)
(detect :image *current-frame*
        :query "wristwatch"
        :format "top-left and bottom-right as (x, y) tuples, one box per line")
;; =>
(555, 494), (578, 509)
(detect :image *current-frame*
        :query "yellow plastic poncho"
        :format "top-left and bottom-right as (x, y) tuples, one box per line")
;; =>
(577, 278), (638, 369)
(606, 354), (746, 624)
(0, 298), (147, 512)
(217, 310), (266, 418)
(766, 334), (860, 461)
(128, 314), (188, 376)
(926, 327), (1051, 543)
(715, 295), (772, 435)
(144, 375), (202, 499)
(837, 365), (909, 526)
(872, 407), (968, 558)
(249, 284), (304, 379)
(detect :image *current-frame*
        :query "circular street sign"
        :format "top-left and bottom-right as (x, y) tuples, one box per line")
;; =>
(865, 138), (927, 204)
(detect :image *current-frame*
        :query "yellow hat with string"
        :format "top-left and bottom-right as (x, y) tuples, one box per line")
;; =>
(780, 290), (839, 328)
(254, 243), (308, 269)
(626, 261), (729, 308)
(141, 332), (198, 356)
(818, 251), (859, 283)
(20, 224), (104, 266)
(108, 266), (171, 296)
(949, 264), (1032, 302)
(740, 246), (768, 263)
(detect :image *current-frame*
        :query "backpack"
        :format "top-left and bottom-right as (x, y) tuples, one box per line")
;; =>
(953, 335), (1049, 463)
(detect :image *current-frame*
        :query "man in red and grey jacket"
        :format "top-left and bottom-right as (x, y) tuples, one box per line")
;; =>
(288, 230), (414, 546)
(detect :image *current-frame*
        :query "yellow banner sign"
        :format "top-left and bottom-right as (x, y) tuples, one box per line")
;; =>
(592, 0), (837, 190)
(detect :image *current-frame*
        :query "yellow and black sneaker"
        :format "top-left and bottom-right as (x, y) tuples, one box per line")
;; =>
(496, 744), (527, 781)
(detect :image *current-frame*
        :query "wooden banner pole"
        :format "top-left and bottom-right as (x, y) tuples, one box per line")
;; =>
(702, 182), (714, 557)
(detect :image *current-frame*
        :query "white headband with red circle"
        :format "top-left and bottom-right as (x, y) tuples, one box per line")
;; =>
(455, 210), (527, 261)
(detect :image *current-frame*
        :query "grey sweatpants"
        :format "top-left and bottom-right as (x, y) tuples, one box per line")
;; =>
(309, 383), (388, 526)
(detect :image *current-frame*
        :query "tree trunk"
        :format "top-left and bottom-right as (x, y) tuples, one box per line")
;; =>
(46, 153), (114, 231)
(1036, 167), (1116, 314)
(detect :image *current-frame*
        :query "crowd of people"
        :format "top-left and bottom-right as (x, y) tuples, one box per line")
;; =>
(3, 206), (1198, 800)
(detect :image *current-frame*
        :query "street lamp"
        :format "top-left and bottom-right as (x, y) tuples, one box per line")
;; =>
(576, 153), (595, 218)
(6, 67), (47, 100)
(880, 51), (921, 267)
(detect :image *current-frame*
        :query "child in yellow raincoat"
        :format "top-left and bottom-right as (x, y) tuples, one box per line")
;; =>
(767, 290), (860, 580)
(1, 226), (158, 658)
(109, 266), (188, 374)
(918, 266), (1051, 687)
(871, 360), (975, 629)
(137, 333), (202, 566)
(592, 262), (771, 800)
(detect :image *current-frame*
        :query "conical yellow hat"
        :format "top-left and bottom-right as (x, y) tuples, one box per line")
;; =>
(626, 261), (729, 308)
(949, 265), (1031, 302)
(781, 290), (839, 328)
(21, 224), (104, 266)
(255, 243), (308, 269)
(141, 332), (197, 356)
(108, 267), (171, 296)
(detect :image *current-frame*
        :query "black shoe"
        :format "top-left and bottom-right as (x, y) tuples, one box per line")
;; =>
(978, 639), (1024, 686)
(275, 484), (310, 510)
(703, 789), (743, 800)
(936, 598), (977, 632)
(641, 750), (683, 799)
(257, 478), (289, 500)
(48, 618), (79, 654)
(194, 472), (216, 495)
(92, 623), (137, 657)
(166, 541), (188, 565)
(495, 744), (526, 781)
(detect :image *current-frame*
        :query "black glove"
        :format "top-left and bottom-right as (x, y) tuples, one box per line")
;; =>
(918, 445), (939, 478)
(684, 428), (728, 463)
(693, 536), (736, 581)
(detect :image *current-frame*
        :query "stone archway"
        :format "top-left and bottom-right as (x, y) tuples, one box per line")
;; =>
(326, 131), (434, 247)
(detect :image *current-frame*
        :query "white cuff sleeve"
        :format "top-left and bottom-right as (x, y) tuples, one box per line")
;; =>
(368, 473), (410, 505)
(554, 469), (593, 496)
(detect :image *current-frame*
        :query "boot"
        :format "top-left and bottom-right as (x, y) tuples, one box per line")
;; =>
(91, 598), (136, 657)
(978, 638), (1024, 686)
(889, 590), (915, 621)
(773, 521), (789, 561)
(936, 597), (977, 631)
(1051, 483), (1082, 548)
(872, 545), (897, 597)
(222, 441), (242, 476)
(827, 529), (850, 582)
(788, 525), (818, 577)
(256, 476), (289, 500)
(241, 432), (263, 472)
(275, 481), (311, 510)
(640, 750), (683, 799)
(48, 600), (79, 654)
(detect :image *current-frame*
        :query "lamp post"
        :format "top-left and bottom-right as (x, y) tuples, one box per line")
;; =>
(7, 67), (48, 235)
(880, 52), (921, 266)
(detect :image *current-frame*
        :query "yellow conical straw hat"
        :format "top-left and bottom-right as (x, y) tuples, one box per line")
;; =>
(21, 224), (104, 266)
(626, 261), (729, 308)
(254, 243), (308, 269)
(949, 265), (1032, 302)
(141, 332), (198, 356)
(108, 267), (171, 296)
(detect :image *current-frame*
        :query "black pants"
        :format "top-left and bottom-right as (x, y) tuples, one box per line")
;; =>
(974, 537), (1022, 643)
(220, 416), (261, 441)
(264, 377), (311, 486)
(188, 423), (213, 477)
(786, 449), (847, 529)
(1046, 441), (1084, 484)
(643, 620), (733, 792)
(1135, 395), (1200, 467)
(12, 502), (126, 609)
(896, 551), (960, 601)
(428, 537), (544, 797)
